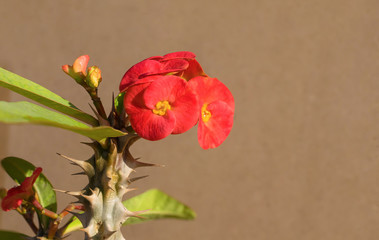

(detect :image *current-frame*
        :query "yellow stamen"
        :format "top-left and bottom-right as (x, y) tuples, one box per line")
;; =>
(153, 100), (171, 116)
(201, 104), (211, 122)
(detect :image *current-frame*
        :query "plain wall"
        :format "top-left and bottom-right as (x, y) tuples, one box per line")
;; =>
(1, 1), (379, 239)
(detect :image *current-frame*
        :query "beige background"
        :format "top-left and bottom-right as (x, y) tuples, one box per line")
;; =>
(1, 0), (379, 239)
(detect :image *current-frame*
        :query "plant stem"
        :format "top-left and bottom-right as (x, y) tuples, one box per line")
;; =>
(31, 197), (58, 219)
(48, 204), (84, 239)
(88, 88), (107, 120)
(22, 210), (38, 235)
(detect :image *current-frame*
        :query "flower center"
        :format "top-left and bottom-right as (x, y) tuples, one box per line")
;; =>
(153, 100), (171, 116)
(201, 104), (211, 122)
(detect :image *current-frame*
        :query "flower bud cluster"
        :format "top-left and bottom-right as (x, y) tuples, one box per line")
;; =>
(62, 55), (102, 89)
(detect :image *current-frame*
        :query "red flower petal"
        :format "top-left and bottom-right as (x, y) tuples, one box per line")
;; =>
(143, 76), (199, 135)
(189, 77), (234, 111)
(21, 167), (42, 194)
(124, 77), (177, 140)
(125, 75), (199, 140)
(129, 109), (175, 140)
(1, 167), (42, 211)
(143, 75), (187, 109)
(198, 101), (234, 149)
(188, 77), (234, 149)
(119, 59), (162, 92)
(1, 187), (27, 211)
(123, 77), (158, 114)
(180, 59), (207, 81)
(140, 59), (190, 79)
(124, 82), (149, 114)
(170, 87), (199, 134)
(160, 59), (189, 73)
(143, 76), (199, 134)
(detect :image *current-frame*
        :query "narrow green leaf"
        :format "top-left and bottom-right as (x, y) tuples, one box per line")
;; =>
(123, 189), (196, 225)
(1, 157), (57, 230)
(0, 67), (98, 126)
(0, 101), (125, 141)
(0, 230), (28, 240)
(61, 189), (196, 235)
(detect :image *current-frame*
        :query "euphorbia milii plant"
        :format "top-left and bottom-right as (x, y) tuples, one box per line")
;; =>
(0, 51), (234, 239)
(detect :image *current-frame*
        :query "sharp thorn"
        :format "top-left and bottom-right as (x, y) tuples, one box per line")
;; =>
(89, 104), (110, 126)
(136, 160), (164, 168)
(81, 141), (97, 148)
(57, 153), (95, 177)
(57, 153), (81, 162)
(125, 188), (137, 194)
(128, 175), (148, 184)
(54, 189), (83, 197)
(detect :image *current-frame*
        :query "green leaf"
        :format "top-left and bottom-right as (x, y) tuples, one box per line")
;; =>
(0, 67), (98, 126)
(0, 101), (125, 141)
(123, 189), (196, 225)
(61, 189), (196, 235)
(1, 157), (57, 230)
(0, 230), (28, 240)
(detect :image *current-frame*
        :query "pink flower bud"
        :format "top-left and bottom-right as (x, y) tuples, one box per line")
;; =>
(73, 55), (89, 75)
(62, 55), (90, 84)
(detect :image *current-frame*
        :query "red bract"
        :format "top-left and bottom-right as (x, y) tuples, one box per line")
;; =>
(124, 75), (199, 141)
(119, 51), (206, 92)
(189, 77), (234, 149)
(1, 167), (42, 211)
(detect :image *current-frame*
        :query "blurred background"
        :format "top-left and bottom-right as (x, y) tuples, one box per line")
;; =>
(1, 0), (379, 239)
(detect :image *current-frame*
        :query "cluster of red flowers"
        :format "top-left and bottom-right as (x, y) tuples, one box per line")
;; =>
(119, 51), (234, 149)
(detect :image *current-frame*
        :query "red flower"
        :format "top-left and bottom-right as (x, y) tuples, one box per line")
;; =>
(119, 51), (206, 92)
(1, 167), (42, 211)
(124, 75), (199, 140)
(189, 77), (234, 149)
